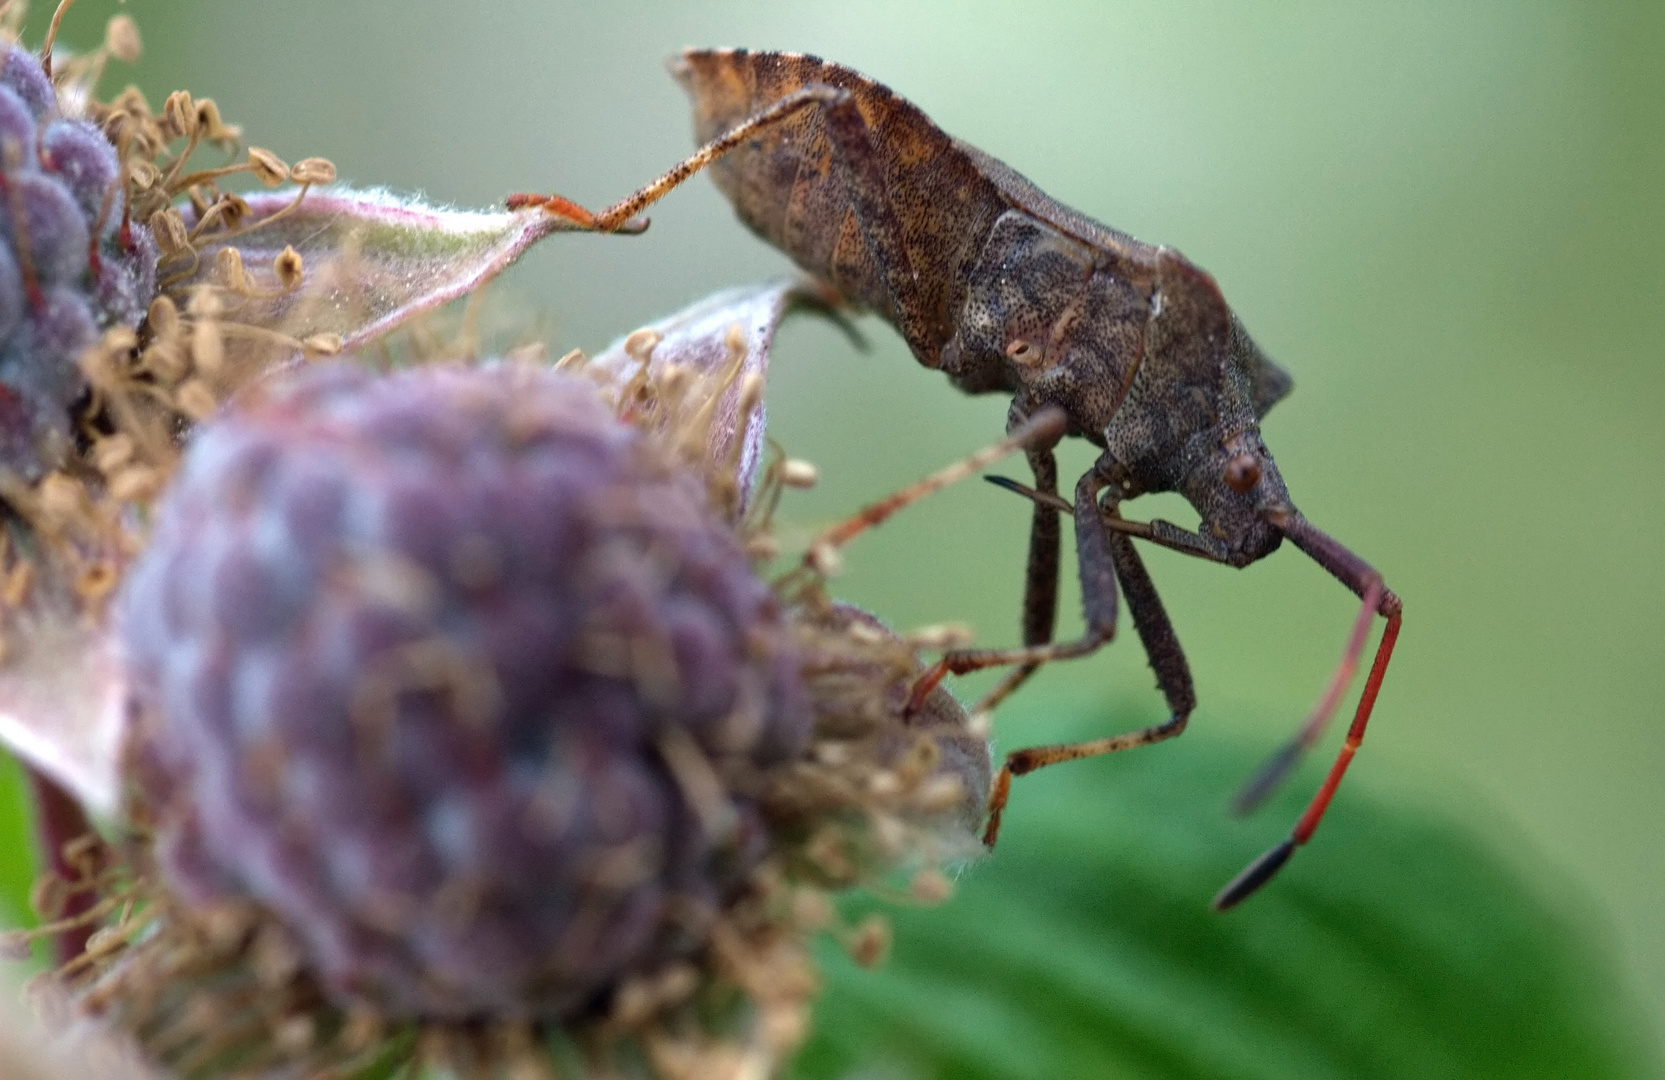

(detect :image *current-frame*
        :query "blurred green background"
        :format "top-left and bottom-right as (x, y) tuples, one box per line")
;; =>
(5, 0), (1662, 1074)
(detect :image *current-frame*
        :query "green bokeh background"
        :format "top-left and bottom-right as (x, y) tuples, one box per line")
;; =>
(5, 0), (1662, 1072)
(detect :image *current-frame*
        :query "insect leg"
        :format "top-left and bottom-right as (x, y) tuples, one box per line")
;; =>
(518, 77), (942, 364)
(984, 529), (1196, 846)
(512, 86), (848, 232)
(797, 409), (1065, 575)
(970, 445), (1062, 717)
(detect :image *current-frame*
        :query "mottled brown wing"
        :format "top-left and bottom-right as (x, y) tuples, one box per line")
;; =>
(951, 140), (1162, 283)
(672, 49), (1007, 342)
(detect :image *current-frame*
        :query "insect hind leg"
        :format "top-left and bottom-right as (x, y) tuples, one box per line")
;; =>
(514, 86), (850, 233)
(584, 73), (948, 369)
(967, 443), (1064, 719)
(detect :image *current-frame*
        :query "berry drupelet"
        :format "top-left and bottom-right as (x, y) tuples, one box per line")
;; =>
(0, 44), (156, 478)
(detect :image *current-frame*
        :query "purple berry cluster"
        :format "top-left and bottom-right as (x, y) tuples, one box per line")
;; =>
(120, 361), (811, 1019)
(0, 45), (156, 476)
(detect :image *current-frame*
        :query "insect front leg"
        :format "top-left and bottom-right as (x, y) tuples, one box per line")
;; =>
(520, 86), (852, 233)
(983, 524), (1198, 846)
(1021, 447), (1063, 648)
(971, 441), (1062, 717)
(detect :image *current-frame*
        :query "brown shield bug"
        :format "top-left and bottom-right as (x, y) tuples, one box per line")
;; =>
(520, 50), (1401, 910)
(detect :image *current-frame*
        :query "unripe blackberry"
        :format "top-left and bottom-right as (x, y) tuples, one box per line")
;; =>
(120, 361), (810, 1019)
(0, 44), (158, 478)
(1, 45), (55, 118)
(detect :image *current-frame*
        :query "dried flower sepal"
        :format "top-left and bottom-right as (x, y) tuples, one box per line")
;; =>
(0, 126), (647, 851)
(0, 616), (123, 818)
(589, 279), (841, 517)
(177, 187), (642, 365)
(0, 970), (160, 1080)
(11, 339), (1010, 1080)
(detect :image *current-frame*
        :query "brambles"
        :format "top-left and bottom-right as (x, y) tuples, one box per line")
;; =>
(0, 13), (1000, 1079)
(29, 332), (995, 1079)
(121, 361), (813, 1019)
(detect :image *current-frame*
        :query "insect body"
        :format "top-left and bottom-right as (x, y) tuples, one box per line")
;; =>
(530, 50), (1402, 909)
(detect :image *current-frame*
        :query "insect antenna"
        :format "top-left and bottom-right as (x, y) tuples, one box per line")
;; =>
(1214, 511), (1401, 910)
(788, 408), (1067, 584)
(1231, 560), (1385, 816)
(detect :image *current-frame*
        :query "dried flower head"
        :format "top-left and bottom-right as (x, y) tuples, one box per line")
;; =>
(0, 0), (350, 503)
(122, 359), (812, 1019)
(0, 14), (1005, 1074)
(20, 304), (1001, 1078)
(0, 6), (342, 697)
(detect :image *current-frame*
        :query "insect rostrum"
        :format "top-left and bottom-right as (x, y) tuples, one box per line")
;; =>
(533, 49), (1402, 910)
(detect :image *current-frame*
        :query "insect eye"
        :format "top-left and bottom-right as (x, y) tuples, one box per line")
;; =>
(1225, 452), (1262, 494)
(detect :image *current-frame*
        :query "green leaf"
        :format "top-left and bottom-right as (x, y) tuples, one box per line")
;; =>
(794, 701), (1657, 1080)
(0, 755), (30, 926)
